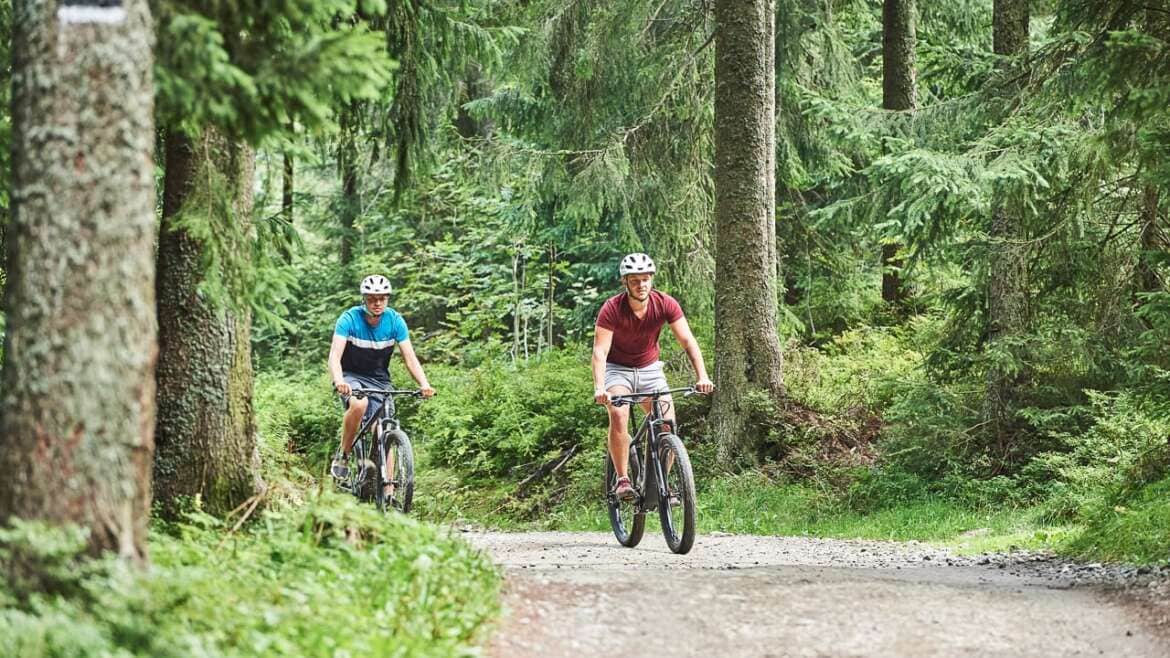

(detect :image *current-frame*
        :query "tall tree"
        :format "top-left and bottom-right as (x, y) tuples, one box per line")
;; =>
(152, 0), (393, 514)
(0, 0), (156, 558)
(713, 0), (786, 464)
(154, 131), (262, 514)
(881, 0), (917, 304)
(984, 0), (1030, 451)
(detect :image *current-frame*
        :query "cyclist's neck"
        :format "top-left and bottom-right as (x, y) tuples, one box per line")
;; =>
(625, 291), (649, 314)
(363, 311), (383, 326)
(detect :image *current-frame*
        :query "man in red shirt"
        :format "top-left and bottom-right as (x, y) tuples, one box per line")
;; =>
(592, 253), (714, 500)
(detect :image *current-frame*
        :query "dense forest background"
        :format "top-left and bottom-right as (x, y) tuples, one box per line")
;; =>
(244, 0), (1168, 548)
(0, 0), (1168, 654)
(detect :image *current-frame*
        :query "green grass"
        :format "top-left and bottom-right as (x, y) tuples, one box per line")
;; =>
(1, 492), (501, 657)
(1065, 475), (1170, 565)
(536, 472), (1067, 552)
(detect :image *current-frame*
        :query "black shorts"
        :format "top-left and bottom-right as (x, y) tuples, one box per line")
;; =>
(337, 373), (395, 424)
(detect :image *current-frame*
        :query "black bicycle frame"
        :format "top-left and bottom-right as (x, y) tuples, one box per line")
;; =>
(346, 388), (420, 492)
(352, 389), (413, 439)
(611, 387), (693, 512)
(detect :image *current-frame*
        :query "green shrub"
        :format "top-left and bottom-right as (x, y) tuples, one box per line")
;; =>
(417, 350), (604, 479)
(255, 371), (340, 469)
(1026, 391), (1170, 523)
(0, 494), (500, 657)
(1066, 474), (1170, 565)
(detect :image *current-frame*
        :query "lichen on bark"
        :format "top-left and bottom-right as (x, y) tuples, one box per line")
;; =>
(0, 0), (157, 560)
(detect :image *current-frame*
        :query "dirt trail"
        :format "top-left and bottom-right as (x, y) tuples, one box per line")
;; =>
(466, 530), (1169, 657)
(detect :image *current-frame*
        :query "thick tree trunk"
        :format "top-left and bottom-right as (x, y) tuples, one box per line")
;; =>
(0, 0), (156, 559)
(984, 0), (1030, 456)
(713, 0), (786, 465)
(881, 0), (916, 304)
(155, 129), (261, 516)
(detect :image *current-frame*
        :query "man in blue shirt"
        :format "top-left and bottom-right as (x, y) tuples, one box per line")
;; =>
(329, 274), (435, 479)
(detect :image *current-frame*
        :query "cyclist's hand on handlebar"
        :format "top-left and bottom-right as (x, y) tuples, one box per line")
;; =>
(419, 386), (436, 398)
(594, 389), (610, 406)
(334, 380), (352, 396)
(695, 377), (714, 394)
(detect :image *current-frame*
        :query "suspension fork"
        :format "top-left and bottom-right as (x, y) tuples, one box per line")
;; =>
(639, 408), (670, 510)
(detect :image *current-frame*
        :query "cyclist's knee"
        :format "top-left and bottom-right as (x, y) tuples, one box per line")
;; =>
(347, 397), (368, 415)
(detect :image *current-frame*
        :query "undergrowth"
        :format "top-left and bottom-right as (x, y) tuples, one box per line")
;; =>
(252, 318), (1170, 566)
(0, 493), (500, 657)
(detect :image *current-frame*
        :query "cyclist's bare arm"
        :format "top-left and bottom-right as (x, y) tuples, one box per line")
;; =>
(396, 340), (435, 397)
(328, 334), (351, 395)
(592, 326), (614, 404)
(668, 316), (714, 393)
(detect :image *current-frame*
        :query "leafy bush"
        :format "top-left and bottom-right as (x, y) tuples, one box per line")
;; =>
(1025, 391), (1170, 523)
(417, 350), (603, 479)
(0, 494), (500, 657)
(255, 371), (340, 469)
(1066, 474), (1170, 565)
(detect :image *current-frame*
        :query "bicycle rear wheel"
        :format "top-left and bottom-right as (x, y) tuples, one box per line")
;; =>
(384, 429), (415, 513)
(657, 433), (696, 554)
(604, 448), (645, 547)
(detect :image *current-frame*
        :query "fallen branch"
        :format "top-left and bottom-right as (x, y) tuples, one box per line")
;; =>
(216, 483), (270, 549)
(516, 445), (578, 499)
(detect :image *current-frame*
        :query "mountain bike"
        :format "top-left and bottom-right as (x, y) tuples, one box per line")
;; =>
(335, 388), (421, 513)
(604, 387), (699, 554)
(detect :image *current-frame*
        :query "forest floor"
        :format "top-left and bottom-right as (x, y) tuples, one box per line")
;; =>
(467, 531), (1170, 657)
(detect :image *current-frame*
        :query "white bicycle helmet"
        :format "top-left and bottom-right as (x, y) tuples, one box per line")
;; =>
(619, 253), (656, 277)
(359, 274), (392, 295)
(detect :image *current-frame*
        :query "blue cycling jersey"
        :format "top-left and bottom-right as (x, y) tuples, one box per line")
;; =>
(333, 305), (410, 383)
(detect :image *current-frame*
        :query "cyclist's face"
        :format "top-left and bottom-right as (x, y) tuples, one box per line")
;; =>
(363, 294), (389, 315)
(624, 274), (653, 300)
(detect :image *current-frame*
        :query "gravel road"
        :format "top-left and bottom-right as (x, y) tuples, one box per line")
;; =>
(465, 530), (1170, 657)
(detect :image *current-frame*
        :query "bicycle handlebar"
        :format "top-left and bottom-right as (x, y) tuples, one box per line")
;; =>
(349, 387), (425, 399)
(609, 387), (698, 407)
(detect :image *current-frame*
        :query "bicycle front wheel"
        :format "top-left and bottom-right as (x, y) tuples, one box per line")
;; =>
(384, 429), (415, 513)
(657, 433), (696, 554)
(604, 448), (644, 548)
(372, 435), (388, 513)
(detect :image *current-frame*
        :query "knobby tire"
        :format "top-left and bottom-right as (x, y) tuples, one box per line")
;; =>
(657, 433), (696, 554)
(605, 449), (645, 547)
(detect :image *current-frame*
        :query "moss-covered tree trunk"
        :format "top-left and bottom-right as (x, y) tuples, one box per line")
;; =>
(984, 0), (1030, 455)
(881, 0), (916, 305)
(713, 0), (786, 465)
(154, 129), (261, 515)
(0, 0), (156, 559)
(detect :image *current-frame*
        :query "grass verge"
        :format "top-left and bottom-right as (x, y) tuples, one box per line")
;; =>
(1, 491), (500, 657)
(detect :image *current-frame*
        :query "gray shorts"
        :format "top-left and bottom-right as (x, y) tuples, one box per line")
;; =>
(604, 361), (670, 395)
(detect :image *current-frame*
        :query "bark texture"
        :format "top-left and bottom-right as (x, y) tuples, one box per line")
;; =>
(881, 0), (916, 304)
(0, 0), (156, 559)
(984, 0), (1031, 454)
(154, 129), (262, 515)
(993, 0), (1030, 59)
(713, 0), (786, 465)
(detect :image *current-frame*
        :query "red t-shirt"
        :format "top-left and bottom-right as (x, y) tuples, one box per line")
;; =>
(595, 291), (684, 367)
